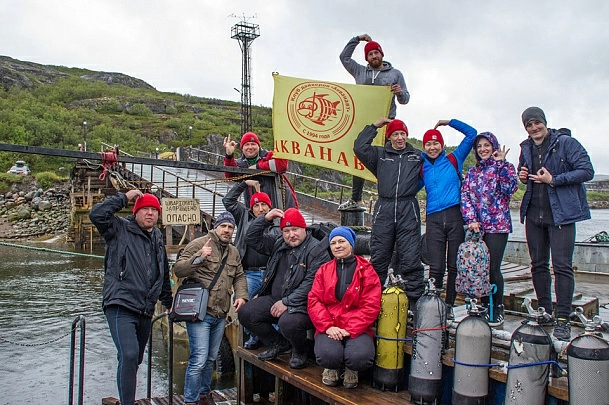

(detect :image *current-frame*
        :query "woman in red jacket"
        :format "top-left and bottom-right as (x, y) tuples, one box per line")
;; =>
(308, 226), (382, 389)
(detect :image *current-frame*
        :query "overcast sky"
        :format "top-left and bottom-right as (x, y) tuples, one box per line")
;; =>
(3, 0), (609, 174)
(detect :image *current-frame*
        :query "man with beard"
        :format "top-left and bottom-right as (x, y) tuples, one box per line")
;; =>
(338, 34), (410, 211)
(239, 208), (331, 369)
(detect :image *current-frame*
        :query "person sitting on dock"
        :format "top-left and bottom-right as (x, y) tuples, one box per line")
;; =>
(89, 190), (173, 405)
(461, 131), (518, 327)
(518, 106), (594, 341)
(223, 131), (298, 209)
(222, 180), (281, 349)
(308, 226), (381, 388)
(239, 208), (331, 369)
(173, 211), (249, 405)
(353, 118), (425, 303)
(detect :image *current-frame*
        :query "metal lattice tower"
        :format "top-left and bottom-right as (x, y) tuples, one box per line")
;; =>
(231, 18), (260, 135)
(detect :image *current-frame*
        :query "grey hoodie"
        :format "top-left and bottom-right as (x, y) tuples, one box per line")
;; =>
(340, 36), (410, 118)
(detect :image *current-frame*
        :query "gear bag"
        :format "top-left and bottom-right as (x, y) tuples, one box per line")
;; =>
(455, 230), (491, 298)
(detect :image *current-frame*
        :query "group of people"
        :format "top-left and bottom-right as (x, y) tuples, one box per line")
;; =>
(90, 33), (594, 405)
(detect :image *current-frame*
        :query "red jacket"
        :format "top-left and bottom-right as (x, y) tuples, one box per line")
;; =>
(308, 255), (381, 339)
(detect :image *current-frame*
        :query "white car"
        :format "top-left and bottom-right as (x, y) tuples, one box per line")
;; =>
(7, 160), (31, 175)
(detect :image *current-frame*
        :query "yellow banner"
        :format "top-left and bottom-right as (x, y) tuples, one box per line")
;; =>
(272, 74), (392, 182)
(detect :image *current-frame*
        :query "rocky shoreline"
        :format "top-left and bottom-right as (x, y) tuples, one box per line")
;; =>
(0, 185), (71, 240)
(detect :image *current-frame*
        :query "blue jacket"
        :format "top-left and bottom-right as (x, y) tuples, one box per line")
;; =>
(421, 119), (477, 215)
(518, 128), (594, 226)
(90, 193), (173, 316)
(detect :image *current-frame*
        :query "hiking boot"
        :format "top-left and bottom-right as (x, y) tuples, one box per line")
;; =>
(338, 199), (364, 211)
(446, 304), (455, 321)
(342, 368), (358, 389)
(257, 339), (291, 361)
(488, 304), (505, 327)
(244, 335), (261, 350)
(289, 352), (308, 369)
(321, 368), (339, 386)
(553, 319), (571, 341)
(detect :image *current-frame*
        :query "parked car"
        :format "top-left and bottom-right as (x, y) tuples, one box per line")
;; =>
(7, 161), (31, 175)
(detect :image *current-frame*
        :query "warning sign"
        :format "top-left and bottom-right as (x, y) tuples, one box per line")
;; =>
(161, 198), (201, 225)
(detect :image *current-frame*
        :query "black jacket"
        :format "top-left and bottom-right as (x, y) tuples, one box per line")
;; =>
(245, 215), (331, 314)
(90, 193), (173, 316)
(222, 181), (281, 269)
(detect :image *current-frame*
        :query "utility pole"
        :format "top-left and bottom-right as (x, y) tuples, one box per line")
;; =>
(231, 14), (259, 136)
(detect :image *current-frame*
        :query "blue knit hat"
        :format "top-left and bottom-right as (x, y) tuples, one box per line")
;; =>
(213, 211), (236, 229)
(329, 226), (356, 247)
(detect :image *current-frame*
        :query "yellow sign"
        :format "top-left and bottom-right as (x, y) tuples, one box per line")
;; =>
(272, 74), (392, 182)
(161, 198), (201, 225)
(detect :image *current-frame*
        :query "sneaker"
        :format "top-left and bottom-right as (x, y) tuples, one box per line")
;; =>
(338, 199), (364, 211)
(244, 335), (261, 350)
(488, 304), (505, 327)
(553, 319), (571, 341)
(446, 305), (455, 321)
(342, 368), (358, 389)
(321, 368), (339, 386)
(289, 352), (308, 369)
(257, 339), (291, 361)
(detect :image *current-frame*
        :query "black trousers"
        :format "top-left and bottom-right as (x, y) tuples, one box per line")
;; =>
(426, 205), (465, 306)
(481, 233), (508, 306)
(314, 333), (375, 371)
(351, 176), (365, 202)
(239, 295), (313, 355)
(525, 218), (576, 319)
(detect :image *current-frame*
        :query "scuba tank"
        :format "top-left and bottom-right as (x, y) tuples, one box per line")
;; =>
(373, 270), (409, 391)
(504, 297), (553, 405)
(453, 299), (492, 405)
(409, 278), (447, 405)
(567, 307), (609, 405)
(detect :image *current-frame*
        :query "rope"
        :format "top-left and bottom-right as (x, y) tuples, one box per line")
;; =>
(412, 324), (449, 334)
(0, 324), (77, 347)
(452, 358), (504, 368)
(374, 334), (412, 342)
(506, 359), (565, 372)
(0, 241), (105, 259)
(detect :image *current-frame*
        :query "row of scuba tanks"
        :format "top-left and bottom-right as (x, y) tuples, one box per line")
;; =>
(372, 275), (609, 405)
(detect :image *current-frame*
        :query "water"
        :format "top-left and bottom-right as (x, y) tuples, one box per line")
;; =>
(0, 240), (183, 404)
(509, 209), (609, 242)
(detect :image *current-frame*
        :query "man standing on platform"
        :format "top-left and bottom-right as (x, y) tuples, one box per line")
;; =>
(90, 190), (173, 405)
(518, 106), (594, 341)
(338, 33), (410, 211)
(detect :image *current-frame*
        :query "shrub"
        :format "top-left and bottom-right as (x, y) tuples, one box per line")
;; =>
(35, 171), (67, 190)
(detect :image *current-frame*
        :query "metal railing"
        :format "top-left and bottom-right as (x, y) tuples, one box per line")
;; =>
(68, 315), (86, 405)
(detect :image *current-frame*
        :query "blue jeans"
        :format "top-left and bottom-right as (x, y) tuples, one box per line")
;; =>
(104, 305), (152, 405)
(245, 269), (265, 299)
(183, 314), (226, 403)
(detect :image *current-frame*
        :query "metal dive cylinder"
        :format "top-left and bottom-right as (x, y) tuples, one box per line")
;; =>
(567, 307), (609, 405)
(504, 297), (553, 405)
(452, 299), (492, 405)
(408, 278), (447, 405)
(373, 270), (409, 391)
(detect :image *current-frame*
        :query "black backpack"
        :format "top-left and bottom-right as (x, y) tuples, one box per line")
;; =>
(307, 222), (338, 257)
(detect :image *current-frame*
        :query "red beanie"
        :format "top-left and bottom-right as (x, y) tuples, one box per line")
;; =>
(423, 129), (445, 148)
(240, 132), (260, 148)
(280, 208), (307, 229)
(250, 192), (272, 210)
(364, 41), (384, 58)
(385, 119), (408, 139)
(132, 193), (161, 214)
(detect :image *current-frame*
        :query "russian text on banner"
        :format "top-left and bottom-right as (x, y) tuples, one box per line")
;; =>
(272, 74), (392, 182)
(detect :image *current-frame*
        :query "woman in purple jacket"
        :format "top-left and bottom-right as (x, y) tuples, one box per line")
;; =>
(460, 132), (518, 326)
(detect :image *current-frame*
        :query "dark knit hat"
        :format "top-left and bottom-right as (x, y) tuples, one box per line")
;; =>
(423, 129), (445, 148)
(280, 208), (306, 229)
(250, 192), (272, 210)
(329, 226), (356, 248)
(521, 107), (547, 127)
(364, 41), (384, 58)
(132, 193), (161, 214)
(213, 211), (236, 229)
(385, 119), (408, 139)
(240, 132), (260, 148)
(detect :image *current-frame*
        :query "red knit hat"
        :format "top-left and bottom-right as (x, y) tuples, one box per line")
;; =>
(240, 132), (260, 148)
(250, 192), (272, 210)
(280, 208), (306, 229)
(385, 119), (408, 139)
(423, 129), (445, 148)
(364, 41), (384, 58)
(132, 193), (161, 214)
